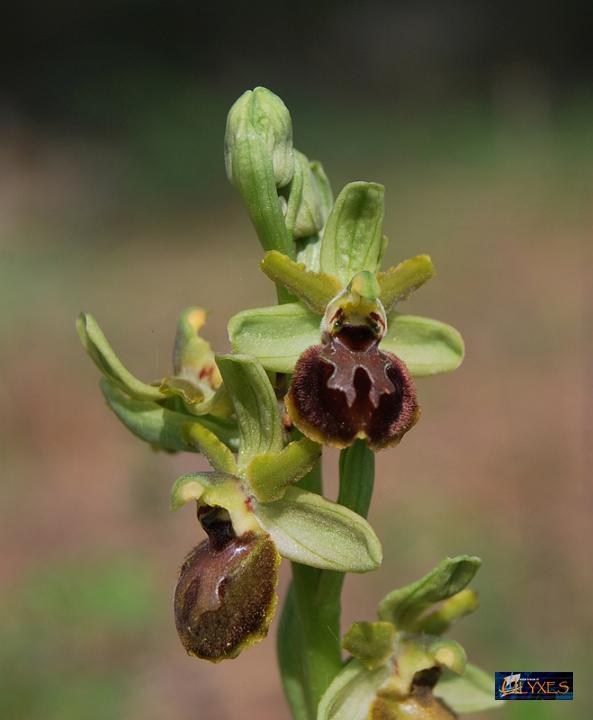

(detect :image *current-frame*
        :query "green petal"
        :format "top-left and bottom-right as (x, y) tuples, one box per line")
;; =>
(186, 423), (237, 475)
(77, 313), (166, 401)
(170, 471), (259, 536)
(435, 664), (501, 713)
(318, 658), (391, 720)
(381, 314), (465, 377)
(100, 378), (238, 453)
(246, 437), (321, 502)
(216, 354), (284, 469)
(261, 250), (342, 314)
(378, 556), (481, 631)
(377, 255), (436, 311)
(411, 589), (479, 635)
(320, 182), (385, 286)
(253, 486), (382, 572)
(228, 303), (320, 373)
(342, 621), (395, 671)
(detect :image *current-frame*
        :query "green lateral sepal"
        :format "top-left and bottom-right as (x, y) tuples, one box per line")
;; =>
(100, 378), (238, 453)
(228, 303), (320, 374)
(253, 486), (382, 572)
(77, 312), (166, 402)
(381, 314), (465, 377)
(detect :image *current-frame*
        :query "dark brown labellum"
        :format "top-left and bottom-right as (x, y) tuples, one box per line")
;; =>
(286, 326), (419, 450)
(174, 509), (279, 662)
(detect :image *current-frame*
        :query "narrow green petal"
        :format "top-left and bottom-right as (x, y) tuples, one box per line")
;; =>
(77, 313), (166, 401)
(186, 423), (237, 475)
(381, 314), (465, 377)
(342, 622), (395, 671)
(377, 255), (436, 311)
(216, 354), (283, 468)
(100, 378), (238, 452)
(228, 303), (320, 373)
(377, 556), (481, 630)
(411, 589), (479, 635)
(435, 664), (501, 713)
(317, 658), (391, 720)
(253, 486), (382, 572)
(261, 250), (342, 314)
(246, 437), (321, 502)
(320, 182), (385, 286)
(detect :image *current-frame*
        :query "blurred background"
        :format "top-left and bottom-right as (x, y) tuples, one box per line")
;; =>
(0, 1), (590, 718)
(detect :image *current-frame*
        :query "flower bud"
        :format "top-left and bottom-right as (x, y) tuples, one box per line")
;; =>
(174, 507), (279, 662)
(225, 87), (294, 189)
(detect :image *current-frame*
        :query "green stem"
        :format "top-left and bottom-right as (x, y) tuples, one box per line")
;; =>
(278, 441), (375, 719)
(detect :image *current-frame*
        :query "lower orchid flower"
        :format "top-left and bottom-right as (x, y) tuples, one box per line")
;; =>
(170, 354), (382, 661)
(318, 556), (501, 719)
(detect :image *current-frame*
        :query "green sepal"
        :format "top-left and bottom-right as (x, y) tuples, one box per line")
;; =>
(228, 303), (320, 374)
(229, 303), (465, 378)
(253, 486), (382, 572)
(320, 181), (385, 286)
(410, 589), (479, 635)
(377, 255), (436, 311)
(77, 313), (166, 402)
(382, 314), (465, 377)
(185, 423), (237, 475)
(100, 378), (238, 453)
(377, 555), (482, 630)
(317, 658), (391, 720)
(169, 471), (260, 536)
(224, 87), (294, 256)
(434, 664), (501, 713)
(246, 437), (321, 502)
(216, 354), (284, 469)
(342, 621), (395, 671)
(261, 251), (342, 314)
